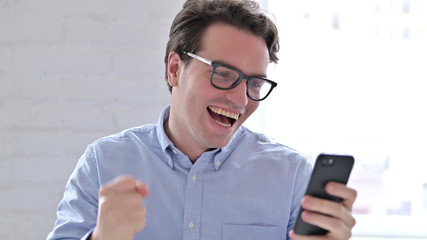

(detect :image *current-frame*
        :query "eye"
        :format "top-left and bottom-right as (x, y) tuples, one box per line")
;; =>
(213, 66), (237, 81)
(214, 70), (229, 78)
(249, 79), (264, 89)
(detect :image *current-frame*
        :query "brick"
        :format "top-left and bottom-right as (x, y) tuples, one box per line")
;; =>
(0, 1), (181, 239)
(0, 99), (114, 131)
(62, 131), (110, 157)
(0, 2), (62, 44)
(112, 48), (161, 76)
(110, 100), (168, 130)
(11, 44), (113, 76)
(0, 158), (13, 187)
(0, 210), (56, 240)
(0, 185), (59, 211)
(12, 156), (76, 185)
(1, 95), (168, 133)
(0, 131), (64, 157)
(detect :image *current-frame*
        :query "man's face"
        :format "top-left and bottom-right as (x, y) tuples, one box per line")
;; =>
(167, 23), (270, 159)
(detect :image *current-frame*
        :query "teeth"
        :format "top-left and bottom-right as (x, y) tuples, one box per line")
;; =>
(215, 120), (231, 127)
(208, 106), (240, 120)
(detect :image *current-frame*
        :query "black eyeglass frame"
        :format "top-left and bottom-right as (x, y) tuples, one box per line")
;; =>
(182, 51), (277, 101)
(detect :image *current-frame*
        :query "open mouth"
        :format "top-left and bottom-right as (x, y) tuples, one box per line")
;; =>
(207, 106), (240, 127)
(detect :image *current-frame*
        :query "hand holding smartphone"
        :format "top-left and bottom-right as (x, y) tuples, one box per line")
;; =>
(293, 154), (354, 235)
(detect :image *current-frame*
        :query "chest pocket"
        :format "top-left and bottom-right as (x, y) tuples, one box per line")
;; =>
(221, 223), (281, 240)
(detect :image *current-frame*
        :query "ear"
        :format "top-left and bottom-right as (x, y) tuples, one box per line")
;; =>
(167, 52), (183, 88)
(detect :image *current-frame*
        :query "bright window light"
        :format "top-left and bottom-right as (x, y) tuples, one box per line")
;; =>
(245, 0), (427, 238)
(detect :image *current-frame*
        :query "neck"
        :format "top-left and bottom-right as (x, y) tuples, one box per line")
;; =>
(163, 121), (206, 163)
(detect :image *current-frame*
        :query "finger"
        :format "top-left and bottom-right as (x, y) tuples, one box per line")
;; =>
(325, 182), (357, 211)
(288, 229), (320, 240)
(300, 211), (352, 239)
(99, 191), (144, 214)
(99, 193), (147, 218)
(117, 200), (147, 233)
(301, 196), (356, 229)
(115, 192), (145, 206)
(288, 230), (303, 240)
(301, 195), (341, 216)
(100, 176), (150, 198)
(99, 203), (147, 237)
(132, 204), (147, 232)
(100, 175), (138, 196)
(117, 202), (146, 221)
(136, 180), (149, 198)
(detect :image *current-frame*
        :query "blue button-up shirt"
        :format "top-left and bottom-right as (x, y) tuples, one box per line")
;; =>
(47, 106), (312, 240)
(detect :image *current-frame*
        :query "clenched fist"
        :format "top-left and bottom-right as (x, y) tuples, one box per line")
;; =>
(90, 175), (149, 240)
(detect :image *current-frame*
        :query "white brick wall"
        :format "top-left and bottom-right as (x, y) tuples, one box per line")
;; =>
(0, 0), (184, 239)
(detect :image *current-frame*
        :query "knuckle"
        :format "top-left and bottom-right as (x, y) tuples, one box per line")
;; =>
(338, 203), (347, 216)
(133, 204), (144, 214)
(350, 215), (356, 227)
(332, 218), (346, 230)
(99, 185), (109, 196)
(120, 176), (136, 185)
(351, 188), (358, 200)
(98, 196), (112, 209)
(344, 229), (352, 239)
(130, 194), (144, 205)
(136, 218), (147, 231)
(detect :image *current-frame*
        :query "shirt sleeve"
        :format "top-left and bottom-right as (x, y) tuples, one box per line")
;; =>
(46, 145), (100, 240)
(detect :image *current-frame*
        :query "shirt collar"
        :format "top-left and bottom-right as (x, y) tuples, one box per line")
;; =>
(212, 126), (243, 170)
(156, 106), (176, 169)
(156, 105), (245, 171)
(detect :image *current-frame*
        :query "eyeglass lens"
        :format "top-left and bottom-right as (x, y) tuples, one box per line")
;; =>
(212, 65), (273, 100)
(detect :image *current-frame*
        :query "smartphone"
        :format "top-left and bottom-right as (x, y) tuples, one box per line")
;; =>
(293, 153), (354, 235)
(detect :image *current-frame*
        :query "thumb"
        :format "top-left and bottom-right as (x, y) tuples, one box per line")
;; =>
(136, 180), (149, 198)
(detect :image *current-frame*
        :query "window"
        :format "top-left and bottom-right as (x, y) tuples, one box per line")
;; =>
(245, 0), (427, 238)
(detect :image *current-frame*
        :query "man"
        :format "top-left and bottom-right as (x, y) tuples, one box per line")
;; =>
(47, 0), (357, 239)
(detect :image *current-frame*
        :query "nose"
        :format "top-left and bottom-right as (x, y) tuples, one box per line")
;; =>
(224, 79), (249, 106)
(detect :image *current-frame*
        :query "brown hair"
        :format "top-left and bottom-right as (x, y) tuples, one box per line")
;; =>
(164, 0), (280, 92)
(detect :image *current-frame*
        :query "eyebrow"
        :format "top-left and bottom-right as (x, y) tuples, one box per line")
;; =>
(217, 61), (268, 78)
(185, 51), (267, 78)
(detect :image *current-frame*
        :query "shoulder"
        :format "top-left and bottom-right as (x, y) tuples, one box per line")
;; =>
(95, 124), (156, 144)
(237, 126), (305, 157)
(88, 124), (158, 152)
(232, 126), (311, 169)
(80, 124), (163, 181)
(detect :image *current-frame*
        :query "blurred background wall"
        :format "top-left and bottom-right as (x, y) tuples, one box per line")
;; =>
(0, 0), (182, 239)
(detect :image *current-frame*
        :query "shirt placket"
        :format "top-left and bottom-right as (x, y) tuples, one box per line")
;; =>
(182, 168), (203, 240)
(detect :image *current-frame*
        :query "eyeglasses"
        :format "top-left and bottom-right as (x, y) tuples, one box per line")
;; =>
(182, 51), (277, 101)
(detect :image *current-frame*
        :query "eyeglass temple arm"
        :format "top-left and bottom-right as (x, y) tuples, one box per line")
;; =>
(182, 51), (213, 66)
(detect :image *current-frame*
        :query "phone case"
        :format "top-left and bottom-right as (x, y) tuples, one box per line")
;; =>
(293, 154), (354, 235)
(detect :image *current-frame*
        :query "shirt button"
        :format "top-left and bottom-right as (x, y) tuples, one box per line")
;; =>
(188, 221), (195, 230)
(192, 175), (197, 183)
(216, 160), (221, 167)
(172, 149), (178, 154)
(168, 159), (173, 168)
